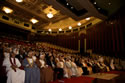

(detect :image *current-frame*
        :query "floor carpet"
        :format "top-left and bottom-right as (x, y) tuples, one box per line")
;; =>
(85, 73), (119, 80)
(49, 76), (95, 83)
(49, 71), (125, 83)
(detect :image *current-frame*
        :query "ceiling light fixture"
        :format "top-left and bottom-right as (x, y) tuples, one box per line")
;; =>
(2, 6), (13, 14)
(94, 2), (97, 4)
(85, 17), (90, 21)
(48, 29), (52, 32)
(16, 0), (23, 3)
(30, 18), (39, 24)
(69, 26), (72, 29)
(59, 28), (62, 31)
(98, 8), (101, 10)
(71, 7), (74, 9)
(66, 3), (69, 5)
(108, 2), (111, 5)
(77, 22), (81, 26)
(47, 12), (53, 18)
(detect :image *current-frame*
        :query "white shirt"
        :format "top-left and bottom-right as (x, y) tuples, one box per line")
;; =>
(28, 58), (33, 64)
(39, 59), (45, 68)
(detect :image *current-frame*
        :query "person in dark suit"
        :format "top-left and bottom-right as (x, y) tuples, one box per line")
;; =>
(15, 48), (26, 63)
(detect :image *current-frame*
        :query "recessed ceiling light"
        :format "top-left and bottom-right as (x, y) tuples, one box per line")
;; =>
(30, 18), (39, 24)
(69, 26), (72, 29)
(71, 7), (74, 9)
(66, 3), (69, 5)
(108, 2), (111, 5)
(77, 22), (81, 26)
(47, 12), (53, 18)
(2, 6), (13, 14)
(59, 28), (62, 31)
(48, 29), (52, 32)
(98, 8), (101, 10)
(94, 2), (97, 4)
(85, 17), (90, 21)
(16, 0), (23, 3)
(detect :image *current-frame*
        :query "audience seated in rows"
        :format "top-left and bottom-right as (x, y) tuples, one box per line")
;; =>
(0, 39), (125, 83)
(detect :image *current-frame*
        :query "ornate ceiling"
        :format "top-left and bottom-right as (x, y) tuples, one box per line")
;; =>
(0, 0), (68, 30)
(0, 0), (124, 32)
